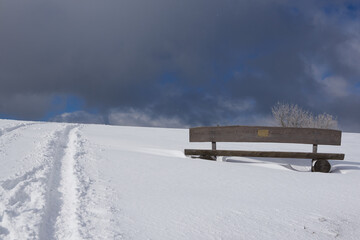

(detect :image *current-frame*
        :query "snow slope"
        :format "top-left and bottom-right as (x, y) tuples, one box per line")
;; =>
(0, 119), (359, 240)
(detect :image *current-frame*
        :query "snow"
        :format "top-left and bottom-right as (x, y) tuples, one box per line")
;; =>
(0, 119), (359, 240)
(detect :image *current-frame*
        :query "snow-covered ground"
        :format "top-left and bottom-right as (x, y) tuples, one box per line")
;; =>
(0, 119), (359, 240)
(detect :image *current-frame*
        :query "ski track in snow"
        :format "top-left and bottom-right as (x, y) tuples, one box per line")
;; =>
(0, 124), (90, 240)
(0, 123), (36, 155)
(53, 126), (82, 239)
(38, 124), (81, 240)
(0, 123), (34, 137)
(52, 125), (122, 239)
(0, 123), (121, 240)
(0, 123), (68, 239)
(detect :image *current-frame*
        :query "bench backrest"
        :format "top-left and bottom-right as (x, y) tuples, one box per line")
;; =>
(189, 126), (342, 145)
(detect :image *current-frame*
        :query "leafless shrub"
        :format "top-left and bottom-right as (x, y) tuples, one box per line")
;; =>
(271, 102), (338, 129)
(313, 113), (338, 129)
(271, 103), (312, 128)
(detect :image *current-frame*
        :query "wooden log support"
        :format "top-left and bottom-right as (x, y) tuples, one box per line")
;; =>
(313, 160), (331, 173)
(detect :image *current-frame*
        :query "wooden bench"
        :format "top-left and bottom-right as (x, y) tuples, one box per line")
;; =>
(184, 126), (345, 173)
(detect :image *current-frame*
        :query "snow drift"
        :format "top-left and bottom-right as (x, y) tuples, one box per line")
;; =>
(0, 119), (359, 240)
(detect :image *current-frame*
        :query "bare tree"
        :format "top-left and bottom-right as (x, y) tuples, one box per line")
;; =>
(271, 102), (338, 129)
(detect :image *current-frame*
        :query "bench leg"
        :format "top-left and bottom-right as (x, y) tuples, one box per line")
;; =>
(211, 141), (217, 161)
(311, 144), (318, 172)
(311, 159), (316, 172)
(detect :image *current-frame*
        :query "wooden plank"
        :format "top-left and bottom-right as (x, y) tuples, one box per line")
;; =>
(184, 149), (345, 160)
(189, 126), (342, 145)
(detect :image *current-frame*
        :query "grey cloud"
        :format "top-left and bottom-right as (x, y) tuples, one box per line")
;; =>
(0, 93), (51, 119)
(50, 111), (105, 124)
(108, 108), (188, 128)
(0, 0), (359, 131)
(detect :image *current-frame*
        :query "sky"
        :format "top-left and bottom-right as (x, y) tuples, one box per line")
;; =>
(1, 0), (360, 131)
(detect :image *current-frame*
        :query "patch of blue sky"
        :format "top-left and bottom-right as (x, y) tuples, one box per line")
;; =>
(239, 39), (284, 64)
(321, 70), (333, 80)
(352, 82), (360, 94)
(159, 40), (281, 95)
(289, 7), (300, 16)
(0, 113), (20, 121)
(210, 60), (241, 84)
(158, 71), (207, 95)
(211, 50), (271, 83)
(346, 3), (360, 13)
(322, 3), (340, 15)
(178, 83), (207, 96)
(347, 3), (358, 11)
(159, 71), (179, 85)
(322, 2), (359, 20)
(42, 94), (86, 120)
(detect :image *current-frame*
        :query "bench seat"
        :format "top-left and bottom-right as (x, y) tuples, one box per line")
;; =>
(184, 149), (345, 160)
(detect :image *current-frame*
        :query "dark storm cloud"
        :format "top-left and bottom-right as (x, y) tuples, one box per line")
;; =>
(1, 0), (359, 131)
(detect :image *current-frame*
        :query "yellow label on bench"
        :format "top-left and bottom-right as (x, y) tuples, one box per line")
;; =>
(258, 129), (269, 137)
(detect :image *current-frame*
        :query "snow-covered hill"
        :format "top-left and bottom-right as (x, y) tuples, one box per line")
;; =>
(0, 119), (359, 240)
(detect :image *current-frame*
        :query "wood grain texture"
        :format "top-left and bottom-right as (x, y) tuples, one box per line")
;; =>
(189, 126), (342, 145)
(184, 149), (345, 160)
